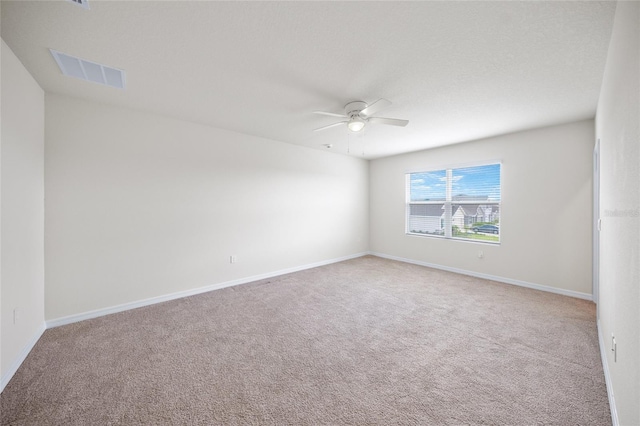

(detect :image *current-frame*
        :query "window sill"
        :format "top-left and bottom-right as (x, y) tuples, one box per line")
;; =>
(406, 232), (500, 245)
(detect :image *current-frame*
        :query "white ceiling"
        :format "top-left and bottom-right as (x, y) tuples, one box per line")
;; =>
(1, 1), (616, 159)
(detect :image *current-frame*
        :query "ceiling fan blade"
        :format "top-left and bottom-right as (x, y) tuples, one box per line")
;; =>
(368, 117), (409, 127)
(314, 121), (348, 132)
(360, 98), (392, 117)
(313, 110), (348, 118)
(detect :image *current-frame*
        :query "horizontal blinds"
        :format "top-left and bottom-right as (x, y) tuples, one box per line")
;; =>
(407, 163), (501, 242)
(451, 164), (500, 202)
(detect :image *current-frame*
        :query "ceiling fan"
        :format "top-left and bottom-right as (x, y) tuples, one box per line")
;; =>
(313, 99), (409, 132)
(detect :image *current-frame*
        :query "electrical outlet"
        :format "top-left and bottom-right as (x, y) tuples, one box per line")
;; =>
(230, 255), (238, 264)
(611, 334), (617, 362)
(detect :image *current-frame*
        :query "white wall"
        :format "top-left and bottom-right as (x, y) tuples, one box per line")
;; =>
(370, 120), (594, 297)
(1, 40), (46, 389)
(595, 1), (640, 424)
(45, 94), (369, 321)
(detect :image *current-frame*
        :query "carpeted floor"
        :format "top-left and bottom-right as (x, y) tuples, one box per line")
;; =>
(1, 256), (610, 425)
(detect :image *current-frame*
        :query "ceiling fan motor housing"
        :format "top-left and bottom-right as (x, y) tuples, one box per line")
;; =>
(345, 101), (368, 117)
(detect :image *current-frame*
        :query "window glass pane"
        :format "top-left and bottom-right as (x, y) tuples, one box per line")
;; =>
(408, 203), (445, 235)
(450, 203), (500, 243)
(409, 170), (446, 202)
(451, 164), (501, 202)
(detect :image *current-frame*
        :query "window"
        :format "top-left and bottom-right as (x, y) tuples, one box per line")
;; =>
(406, 163), (501, 243)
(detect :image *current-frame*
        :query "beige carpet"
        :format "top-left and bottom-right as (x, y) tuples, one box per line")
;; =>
(1, 256), (610, 425)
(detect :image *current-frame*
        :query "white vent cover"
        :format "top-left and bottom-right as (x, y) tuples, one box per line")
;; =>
(50, 49), (126, 89)
(66, 0), (90, 10)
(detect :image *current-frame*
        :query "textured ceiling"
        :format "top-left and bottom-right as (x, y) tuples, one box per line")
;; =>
(1, 1), (616, 159)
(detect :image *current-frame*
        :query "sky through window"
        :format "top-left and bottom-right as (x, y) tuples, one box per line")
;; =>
(410, 164), (500, 202)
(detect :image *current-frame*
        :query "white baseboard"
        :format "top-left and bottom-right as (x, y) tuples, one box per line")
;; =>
(1, 322), (46, 393)
(46, 252), (369, 329)
(369, 252), (593, 301)
(597, 319), (619, 426)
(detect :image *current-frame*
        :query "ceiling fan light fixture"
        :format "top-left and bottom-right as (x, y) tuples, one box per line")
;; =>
(348, 117), (366, 132)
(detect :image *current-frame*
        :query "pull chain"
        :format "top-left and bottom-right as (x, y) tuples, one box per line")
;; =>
(346, 128), (366, 156)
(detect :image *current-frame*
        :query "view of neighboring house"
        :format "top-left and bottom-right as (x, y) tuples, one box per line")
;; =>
(408, 204), (445, 234)
(452, 204), (500, 228)
(409, 195), (499, 234)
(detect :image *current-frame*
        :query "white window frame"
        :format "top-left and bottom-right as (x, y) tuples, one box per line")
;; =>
(406, 162), (501, 244)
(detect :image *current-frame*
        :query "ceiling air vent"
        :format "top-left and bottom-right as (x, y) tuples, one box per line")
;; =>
(50, 50), (126, 89)
(66, 0), (90, 10)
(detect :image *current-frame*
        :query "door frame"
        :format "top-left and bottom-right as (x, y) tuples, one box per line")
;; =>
(593, 138), (600, 311)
